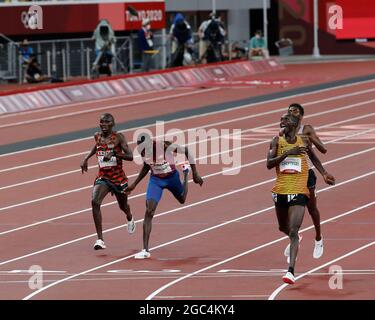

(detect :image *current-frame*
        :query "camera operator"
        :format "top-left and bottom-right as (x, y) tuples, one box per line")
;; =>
(202, 13), (226, 63)
(169, 13), (194, 67)
(92, 19), (116, 77)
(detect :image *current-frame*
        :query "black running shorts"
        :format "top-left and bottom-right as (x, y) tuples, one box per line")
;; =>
(272, 193), (308, 208)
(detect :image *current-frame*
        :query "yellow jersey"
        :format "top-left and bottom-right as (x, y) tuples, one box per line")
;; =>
(272, 135), (309, 195)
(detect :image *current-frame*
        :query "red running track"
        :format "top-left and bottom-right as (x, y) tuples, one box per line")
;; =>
(0, 61), (374, 300)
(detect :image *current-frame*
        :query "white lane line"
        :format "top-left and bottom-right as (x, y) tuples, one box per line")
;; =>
(2, 144), (374, 237)
(154, 295), (270, 299)
(0, 140), (267, 211)
(1, 78), (374, 158)
(0, 181), (276, 267)
(22, 177), (375, 300)
(3, 85), (375, 173)
(0, 151), (373, 267)
(2, 152), (374, 268)
(268, 241), (375, 300)
(1, 110), (375, 211)
(0, 88), (220, 129)
(0, 159), (265, 235)
(144, 200), (375, 301)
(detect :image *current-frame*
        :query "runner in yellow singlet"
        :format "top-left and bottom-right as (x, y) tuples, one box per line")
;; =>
(287, 103), (328, 259)
(267, 113), (335, 284)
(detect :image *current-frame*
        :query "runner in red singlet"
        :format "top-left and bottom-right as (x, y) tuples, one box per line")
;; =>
(81, 113), (136, 250)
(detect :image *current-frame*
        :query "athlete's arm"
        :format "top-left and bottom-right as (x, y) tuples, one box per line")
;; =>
(304, 125), (327, 154)
(304, 138), (335, 185)
(165, 141), (203, 186)
(266, 136), (306, 169)
(267, 136), (282, 169)
(81, 144), (96, 174)
(116, 133), (134, 161)
(126, 163), (151, 194)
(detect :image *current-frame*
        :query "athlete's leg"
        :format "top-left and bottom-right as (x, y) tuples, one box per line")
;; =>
(143, 199), (158, 251)
(273, 194), (289, 235)
(141, 176), (163, 252)
(275, 206), (289, 236)
(276, 204), (295, 259)
(92, 183), (110, 240)
(306, 170), (322, 241)
(115, 192), (133, 221)
(116, 192), (136, 234)
(287, 205), (305, 271)
(168, 170), (188, 204)
(307, 188), (322, 241)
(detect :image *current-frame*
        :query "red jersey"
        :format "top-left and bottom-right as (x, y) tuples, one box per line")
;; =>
(95, 132), (127, 185)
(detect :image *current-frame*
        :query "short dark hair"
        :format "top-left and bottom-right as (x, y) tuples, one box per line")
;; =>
(100, 113), (115, 125)
(255, 30), (263, 36)
(289, 103), (304, 116)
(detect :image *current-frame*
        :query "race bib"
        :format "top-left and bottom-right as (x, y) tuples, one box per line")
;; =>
(151, 161), (172, 175)
(98, 156), (117, 168)
(279, 157), (302, 174)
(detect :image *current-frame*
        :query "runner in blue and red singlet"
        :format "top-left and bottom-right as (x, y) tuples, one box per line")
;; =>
(81, 113), (136, 250)
(126, 133), (204, 259)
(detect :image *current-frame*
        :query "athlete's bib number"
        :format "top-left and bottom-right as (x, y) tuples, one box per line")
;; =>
(151, 161), (172, 175)
(280, 157), (302, 174)
(98, 156), (117, 168)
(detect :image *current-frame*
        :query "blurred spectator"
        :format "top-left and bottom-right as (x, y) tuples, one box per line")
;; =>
(198, 14), (211, 63)
(203, 14), (226, 63)
(25, 54), (50, 83)
(19, 39), (34, 65)
(198, 12), (226, 63)
(138, 18), (155, 72)
(230, 41), (247, 60)
(169, 13), (193, 67)
(248, 30), (269, 59)
(92, 19), (116, 76)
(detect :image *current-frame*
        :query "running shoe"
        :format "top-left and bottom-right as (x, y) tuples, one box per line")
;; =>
(127, 218), (136, 234)
(313, 237), (324, 259)
(286, 234), (303, 264)
(93, 239), (106, 250)
(134, 249), (151, 259)
(282, 272), (295, 284)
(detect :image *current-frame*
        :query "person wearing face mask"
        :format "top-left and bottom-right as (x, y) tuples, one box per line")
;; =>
(248, 30), (269, 59)
(138, 18), (155, 72)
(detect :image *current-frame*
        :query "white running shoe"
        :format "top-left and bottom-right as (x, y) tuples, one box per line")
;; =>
(282, 272), (295, 285)
(286, 234), (303, 264)
(93, 239), (106, 250)
(313, 237), (324, 259)
(127, 218), (136, 234)
(134, 249), (151, 259)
